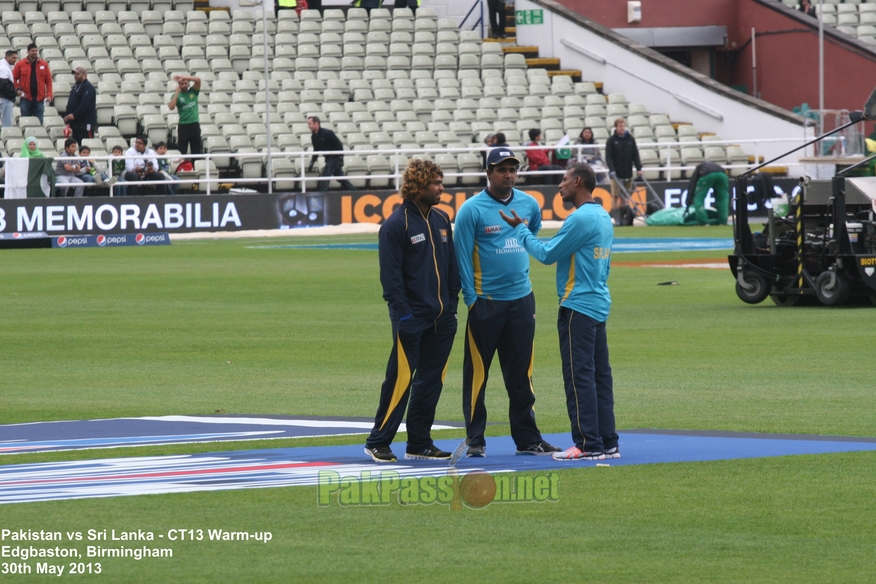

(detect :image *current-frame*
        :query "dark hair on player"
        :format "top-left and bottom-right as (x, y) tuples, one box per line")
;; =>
(568, 163), (597, 193)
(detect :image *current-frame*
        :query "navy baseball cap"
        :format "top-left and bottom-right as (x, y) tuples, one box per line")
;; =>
(486, 147), (520, 168)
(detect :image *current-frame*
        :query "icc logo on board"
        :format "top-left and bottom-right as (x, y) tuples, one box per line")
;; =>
(12, 232), (22, 239)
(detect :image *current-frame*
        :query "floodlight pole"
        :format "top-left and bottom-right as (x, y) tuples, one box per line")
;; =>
(819, 0), (824, 117)
(263, 1), (273, 194)
(751, 27), (757, 99)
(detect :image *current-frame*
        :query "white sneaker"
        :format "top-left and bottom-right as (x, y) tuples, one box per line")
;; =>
(552, 446), (605, 461)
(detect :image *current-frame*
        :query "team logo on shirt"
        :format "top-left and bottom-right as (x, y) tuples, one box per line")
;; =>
(496, 238), (526, 255)
(439, 229), (448, 242)
(410, 233), (426, 244)
(485, 225), (502, 234)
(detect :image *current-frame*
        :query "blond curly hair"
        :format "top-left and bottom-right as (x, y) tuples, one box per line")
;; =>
(401, 159), (444, 200)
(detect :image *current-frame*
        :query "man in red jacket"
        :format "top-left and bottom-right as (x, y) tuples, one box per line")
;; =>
(526, 129), (564, 185)
(13, 43), (53, 123)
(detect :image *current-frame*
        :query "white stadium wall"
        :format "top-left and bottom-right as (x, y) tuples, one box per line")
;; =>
(514, 0), (813, 171)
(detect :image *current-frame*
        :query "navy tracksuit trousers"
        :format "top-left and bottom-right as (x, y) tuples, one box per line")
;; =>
(366, 314), (457, 453)
(557, 307), (618, 453)
(462, 292), (544, 450)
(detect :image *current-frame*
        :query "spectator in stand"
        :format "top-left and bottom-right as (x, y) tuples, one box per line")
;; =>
(155, 142), (180, 195)
(575, 127), (601, 160)
(480, 133), (496, 167)
(109, 145), (127, 197)
(167, 75), (202, 161)
(275, 0), (297, 18)
(12, 43), (52, 123)
(124, 135), (167, 196)
(605, 117), (642, 225)
(56, 138), (86, 198)
(799, 0), (816, 18)
(487, 0), (506, 38)
(525, 129), (564, 184)
(493, 132), (508, 148)
(394, 0), (418, 16)
(353, 0), (379, 14)
(63, 67), (97, 145)
(307, 115), (354, 191)
(77, 145), (114, 188)
(20, 136), (44, 158)
(0, 50), (18, 128)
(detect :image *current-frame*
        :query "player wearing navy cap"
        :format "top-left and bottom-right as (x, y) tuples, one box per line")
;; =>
(453, 147), (560, 457)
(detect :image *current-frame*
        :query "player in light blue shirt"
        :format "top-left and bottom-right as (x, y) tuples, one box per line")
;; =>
(500, 163), (619, 461)
(453, 147), (560, 457)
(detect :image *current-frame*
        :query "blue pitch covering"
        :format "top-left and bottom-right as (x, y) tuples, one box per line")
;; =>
(0, 416), (459, 455)
(2, 432), (875, 504)
(247, 238), (732, 253)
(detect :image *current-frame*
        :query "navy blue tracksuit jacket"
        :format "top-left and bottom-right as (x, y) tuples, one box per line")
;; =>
(379, 199), (460, 322)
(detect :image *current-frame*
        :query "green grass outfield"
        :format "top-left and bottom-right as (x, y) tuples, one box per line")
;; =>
(2, 225), (875, 583)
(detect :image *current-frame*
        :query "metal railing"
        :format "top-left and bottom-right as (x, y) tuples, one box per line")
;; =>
(0, 135), (834, 197)
(459, 0), (485, 36)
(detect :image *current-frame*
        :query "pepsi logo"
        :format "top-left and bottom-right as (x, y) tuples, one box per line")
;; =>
(96, 235), (107, 246)
(57, 236), (67, 247)
(135, 233), (145, 245)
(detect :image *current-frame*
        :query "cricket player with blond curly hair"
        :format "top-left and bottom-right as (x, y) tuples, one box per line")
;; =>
(364, 159), (461, 463)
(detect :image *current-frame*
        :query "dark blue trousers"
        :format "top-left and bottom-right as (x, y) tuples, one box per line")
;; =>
(318, 156), (354, 191)
(366, 313), (457, 452)
(462, 293), (544, 450)
(557, 307), (618, 453)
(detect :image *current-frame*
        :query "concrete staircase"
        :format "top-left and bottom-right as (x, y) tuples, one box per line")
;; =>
(483, 2), (583, 82)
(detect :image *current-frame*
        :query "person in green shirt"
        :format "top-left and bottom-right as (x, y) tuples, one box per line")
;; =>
(109, 144), (127, 197)
(167, 74), (201, 160)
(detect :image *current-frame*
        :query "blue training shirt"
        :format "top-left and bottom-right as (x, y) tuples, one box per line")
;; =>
(512, 201), (613, 322)
(454, 188), (542, 307)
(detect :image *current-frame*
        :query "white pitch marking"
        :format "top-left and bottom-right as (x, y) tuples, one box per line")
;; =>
(132, 416), (457, 432)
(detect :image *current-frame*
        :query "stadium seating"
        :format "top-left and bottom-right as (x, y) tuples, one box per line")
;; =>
(0, 3), (757, 187)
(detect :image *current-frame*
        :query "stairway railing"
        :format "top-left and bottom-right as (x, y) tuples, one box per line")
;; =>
(460, 0), (485, 37)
